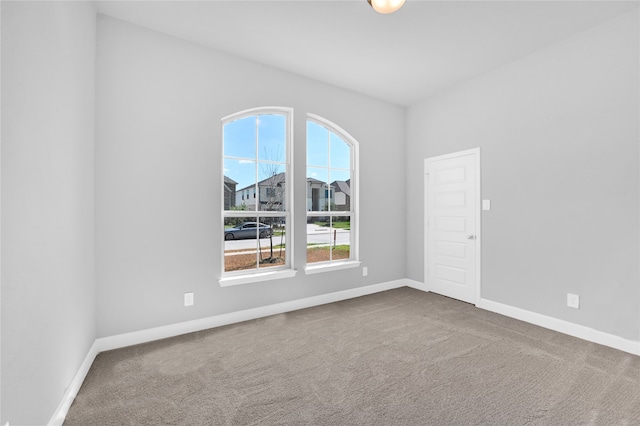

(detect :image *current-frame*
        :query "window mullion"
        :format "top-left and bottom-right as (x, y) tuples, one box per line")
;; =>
(254, 115), (260, 215)
(327, 131), (331, 214)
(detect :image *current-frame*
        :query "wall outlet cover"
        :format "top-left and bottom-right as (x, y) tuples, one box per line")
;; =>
(184, 292), (194, 307)
(567, 293), (580, 309)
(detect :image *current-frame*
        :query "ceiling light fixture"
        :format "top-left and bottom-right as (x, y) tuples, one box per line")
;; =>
(367, 0), (405, 14)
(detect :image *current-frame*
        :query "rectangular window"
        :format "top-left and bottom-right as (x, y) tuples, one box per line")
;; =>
(306, 216), (351, 264)
(223, 216), (287, 273)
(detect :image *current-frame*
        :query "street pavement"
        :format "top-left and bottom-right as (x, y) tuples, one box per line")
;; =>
(224, 223), (350, 252)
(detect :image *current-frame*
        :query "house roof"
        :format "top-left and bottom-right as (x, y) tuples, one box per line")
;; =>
(306, 177), (326, 186)
(236, 175), (347, 192)
(237, 172), (286, 192)
(331, 180), (350, 197)
(224, 175), (238, 185)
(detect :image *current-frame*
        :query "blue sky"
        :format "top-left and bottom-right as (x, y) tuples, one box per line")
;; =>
(224, 114), (351, 191)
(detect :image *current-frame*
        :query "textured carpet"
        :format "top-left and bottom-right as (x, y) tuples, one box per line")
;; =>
(65, 288), (640, 425)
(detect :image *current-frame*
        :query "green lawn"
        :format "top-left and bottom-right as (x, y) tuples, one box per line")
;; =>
(314, 221), (350, 230)
(306, 244), (350, 253)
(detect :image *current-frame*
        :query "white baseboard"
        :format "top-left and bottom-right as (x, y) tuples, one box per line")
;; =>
(405, 278), (429, 292)
(47, 341), (99, 426)
(49, 279), (407, 426)
(48, 279), (639, 426)
(478, 298), (640, 356)
(404, 281), (639, 356)
(96, 279), (408, 352)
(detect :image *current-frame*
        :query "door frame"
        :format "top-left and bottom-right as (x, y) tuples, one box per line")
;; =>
(424, 147), (482, 305)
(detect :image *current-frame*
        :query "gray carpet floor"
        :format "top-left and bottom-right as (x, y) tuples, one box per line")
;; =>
(65, 288), (640, 425)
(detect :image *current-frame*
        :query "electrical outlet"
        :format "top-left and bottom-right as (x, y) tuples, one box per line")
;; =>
(184, 292), (194, 307)
(362, 266), (368, 277)
(567, 293), (579, 309)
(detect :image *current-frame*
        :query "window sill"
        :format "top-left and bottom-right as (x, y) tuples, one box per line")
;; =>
(219, 269), (297, 287)
(304, 260), (361, 275)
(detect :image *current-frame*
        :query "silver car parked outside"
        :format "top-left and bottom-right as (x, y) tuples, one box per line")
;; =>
(224, 222), (273, 240)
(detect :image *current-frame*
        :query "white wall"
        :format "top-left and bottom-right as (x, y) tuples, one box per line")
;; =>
(95, 16), (405, 337)
(406, 10), (640, 342)
(1, 2), (97, 425)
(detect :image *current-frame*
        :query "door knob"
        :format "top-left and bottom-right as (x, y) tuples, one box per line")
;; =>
(466, 234), (475, 240)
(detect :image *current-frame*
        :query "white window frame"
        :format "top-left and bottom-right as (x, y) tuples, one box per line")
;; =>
(219, 107), (296, 286)
(304, 113), (360, 274)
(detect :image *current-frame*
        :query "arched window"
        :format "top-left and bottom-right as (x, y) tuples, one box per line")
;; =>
(221, 107), (294, 282)
(306, 114), (359, 269)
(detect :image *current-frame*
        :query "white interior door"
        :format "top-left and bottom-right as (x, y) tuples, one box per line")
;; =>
(425, 149), (480, 304)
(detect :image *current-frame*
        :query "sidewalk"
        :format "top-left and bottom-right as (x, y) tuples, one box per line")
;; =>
(307, 223), (349, 233)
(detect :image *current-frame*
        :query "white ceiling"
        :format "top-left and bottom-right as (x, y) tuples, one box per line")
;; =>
(96, 0), (639, 107)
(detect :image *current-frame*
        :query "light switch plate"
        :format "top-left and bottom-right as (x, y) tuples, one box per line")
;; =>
(482, 199), (491, 211)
